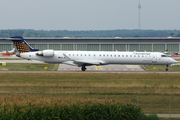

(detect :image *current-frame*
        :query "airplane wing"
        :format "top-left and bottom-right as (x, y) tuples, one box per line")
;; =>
(63, 53), (102, 66)
(62, 61), (77, 66)
(0, 48), (16, 55)
(73, 60), (100, 66)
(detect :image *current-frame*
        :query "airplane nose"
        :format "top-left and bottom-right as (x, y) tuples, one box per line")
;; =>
(173, 59), (177, 64)
(171, 58), (177, 64)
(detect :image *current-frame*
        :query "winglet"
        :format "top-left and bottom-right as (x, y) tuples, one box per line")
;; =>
(63, 54), (73, 61)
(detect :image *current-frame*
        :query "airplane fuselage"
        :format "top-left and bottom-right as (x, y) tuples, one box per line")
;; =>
(19, 51), (177, 66)
(5, 36), (178, 71)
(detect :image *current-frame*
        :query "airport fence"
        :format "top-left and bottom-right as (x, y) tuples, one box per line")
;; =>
(0, 86), (180, 114)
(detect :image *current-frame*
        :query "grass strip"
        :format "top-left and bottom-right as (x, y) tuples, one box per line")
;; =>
(0, 58), (25, 60)
(144, 65), (180, 71)
(0, 63), (59, 71)
(0, 73), (179, 88)
(0, 73), (179, 114)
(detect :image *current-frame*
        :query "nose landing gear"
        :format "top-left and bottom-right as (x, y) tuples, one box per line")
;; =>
(81, 66), (87, 71)
(165, 65), (168, 71)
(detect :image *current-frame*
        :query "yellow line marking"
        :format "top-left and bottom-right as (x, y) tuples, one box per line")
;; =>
(95, 65), (98, 70)
(95, 65), (102, 71)
(99, 66), (102, 70)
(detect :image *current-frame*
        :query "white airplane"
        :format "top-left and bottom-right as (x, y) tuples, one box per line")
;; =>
(5, 36), (177, 71)
(0, 48), (16, 55)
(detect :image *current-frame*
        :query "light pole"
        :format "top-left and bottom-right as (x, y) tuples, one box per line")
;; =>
(138, 0), (141, 29)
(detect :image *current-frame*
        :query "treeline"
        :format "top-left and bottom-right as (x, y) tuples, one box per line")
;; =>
(0, 29), (180, 37)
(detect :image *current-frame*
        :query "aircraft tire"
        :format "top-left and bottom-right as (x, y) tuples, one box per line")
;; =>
(81, 66), (86, 71)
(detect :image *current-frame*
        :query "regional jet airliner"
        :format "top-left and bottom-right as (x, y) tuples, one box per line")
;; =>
(5, 36), (177, 71)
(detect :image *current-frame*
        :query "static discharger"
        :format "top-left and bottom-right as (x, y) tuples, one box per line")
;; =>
(95, 65), (102, 71)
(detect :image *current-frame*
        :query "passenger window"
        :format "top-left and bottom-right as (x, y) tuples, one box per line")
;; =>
(73, 54), (74, 56)
(99, 54), (101, 57)
(110, 55), (112, 57)
(142, 55), (144, 57)
(77, 54), (78, 56)
(103, 55), (105, 57)
(85, 54), (86, 56)
(107, 55), (109, 57)
(118, 55), (120, 57)
(138, 55), (140, 57)
(126, 55), (128, 57)
(130, 55), (132, 57)
(122, 55), (124, 57)
(114, 55), (116, 57)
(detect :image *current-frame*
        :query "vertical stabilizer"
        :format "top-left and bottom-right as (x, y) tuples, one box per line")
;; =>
(5, 36), (39, 53)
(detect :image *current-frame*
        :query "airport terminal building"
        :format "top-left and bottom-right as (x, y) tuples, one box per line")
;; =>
(0, 37), (180, 53)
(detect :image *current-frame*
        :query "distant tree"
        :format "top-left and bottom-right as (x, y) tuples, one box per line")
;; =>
(170, 33), (174, 36)
(1, 29), (180, 38)
(176, 33), (180, 37)
(133, 35), (139, 37)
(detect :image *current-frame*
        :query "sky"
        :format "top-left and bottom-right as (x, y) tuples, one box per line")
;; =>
(0, 0), (180, 30)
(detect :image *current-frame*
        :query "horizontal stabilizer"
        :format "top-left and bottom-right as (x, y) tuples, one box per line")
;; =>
(4, 38), (22, 40)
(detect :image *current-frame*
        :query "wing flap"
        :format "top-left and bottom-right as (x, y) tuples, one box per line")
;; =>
(73, 60), (100, 66)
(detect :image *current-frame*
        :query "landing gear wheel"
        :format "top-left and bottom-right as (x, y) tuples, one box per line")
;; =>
(81, 66), (86, 71)
(165, 65), (169, 71)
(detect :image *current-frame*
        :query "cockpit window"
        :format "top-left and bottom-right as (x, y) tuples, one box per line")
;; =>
(161, 55), (168, 57)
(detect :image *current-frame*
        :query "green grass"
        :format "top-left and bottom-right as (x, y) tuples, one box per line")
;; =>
(0, 73), (180, 114)
(0, 73), (179, 88)
(173, 59), (180, 61)
(143, 65), (180, 71)
(0, 58), (25, 60)
(0, 62), (180, 71)
(0, 63), (59, 71)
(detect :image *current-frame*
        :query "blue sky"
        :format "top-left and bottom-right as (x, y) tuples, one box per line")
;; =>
(0, 0), (180, 30)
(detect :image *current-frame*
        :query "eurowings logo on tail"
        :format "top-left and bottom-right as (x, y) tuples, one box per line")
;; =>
(4, 36), (39, 53)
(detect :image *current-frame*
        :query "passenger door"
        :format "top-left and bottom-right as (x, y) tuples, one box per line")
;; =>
(152, 55), (157, 63)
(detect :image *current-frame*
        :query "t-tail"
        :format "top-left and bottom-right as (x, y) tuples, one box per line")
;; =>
(4, 36), (39, 53)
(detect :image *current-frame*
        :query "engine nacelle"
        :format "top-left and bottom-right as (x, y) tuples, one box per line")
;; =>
(37, 50), (54, 57)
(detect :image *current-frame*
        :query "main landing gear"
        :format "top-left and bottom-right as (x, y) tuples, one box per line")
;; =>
(165, 65), (168, 71)
(81, 66), (87, 71)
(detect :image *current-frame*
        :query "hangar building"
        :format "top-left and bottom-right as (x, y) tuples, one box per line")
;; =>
(0, 37), (180, 53)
